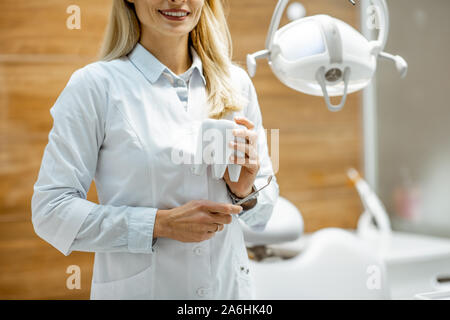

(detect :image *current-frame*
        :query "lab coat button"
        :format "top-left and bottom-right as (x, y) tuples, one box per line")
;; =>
(196, 287), (209, 297)
(193, 246), (203, 256)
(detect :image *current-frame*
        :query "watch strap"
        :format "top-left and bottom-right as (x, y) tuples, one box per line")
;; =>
(226, 184), (258, 213)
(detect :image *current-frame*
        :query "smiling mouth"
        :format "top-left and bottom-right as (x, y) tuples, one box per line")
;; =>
(158, 10), (190, 20)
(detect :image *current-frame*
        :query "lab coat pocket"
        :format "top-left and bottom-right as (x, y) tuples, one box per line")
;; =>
(232, 250), (254, 299)
(90, 265), (154, 300)
(230, 223), (255, 300)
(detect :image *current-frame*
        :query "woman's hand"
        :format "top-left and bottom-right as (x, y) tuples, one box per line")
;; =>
(154, 200), (242, 243)
(223, 116), (260, 198)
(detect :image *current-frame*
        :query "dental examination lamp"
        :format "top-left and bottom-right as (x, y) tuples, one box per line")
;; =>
(247, 0), (408, 112)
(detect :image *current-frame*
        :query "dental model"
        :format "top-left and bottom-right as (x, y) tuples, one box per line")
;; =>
(192, 119), (246, 182)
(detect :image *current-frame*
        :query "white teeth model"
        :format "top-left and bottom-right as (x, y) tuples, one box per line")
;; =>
(162, 11), (188, 17)
(193, 119), (246, 182)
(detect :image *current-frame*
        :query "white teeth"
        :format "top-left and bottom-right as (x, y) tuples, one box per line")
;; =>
(161, 11), (188, 17)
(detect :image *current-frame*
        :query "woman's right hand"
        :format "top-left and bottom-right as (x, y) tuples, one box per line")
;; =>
(153, 200), (243, 243)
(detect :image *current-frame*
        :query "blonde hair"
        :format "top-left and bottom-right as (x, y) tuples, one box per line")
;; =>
(99, 0), (247, 119)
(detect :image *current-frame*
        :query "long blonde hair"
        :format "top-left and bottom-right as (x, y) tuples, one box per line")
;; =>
(99, 0), (247, 119)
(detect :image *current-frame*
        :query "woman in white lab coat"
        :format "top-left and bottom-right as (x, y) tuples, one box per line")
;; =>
(32, 0), (279, 299)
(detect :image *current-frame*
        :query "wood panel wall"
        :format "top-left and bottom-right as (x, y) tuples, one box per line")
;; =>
(0, 0), (362, 299)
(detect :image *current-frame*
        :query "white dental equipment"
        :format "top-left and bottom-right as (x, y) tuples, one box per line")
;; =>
(347, 168), (391, 236)
(243, 174), (450, 299)
(247, 0), (408, 112)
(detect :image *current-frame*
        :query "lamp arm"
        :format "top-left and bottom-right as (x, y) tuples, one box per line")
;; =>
(265, 0), (290, 50)
(368, 0), (390, 54)
(265, 0), (390, 54)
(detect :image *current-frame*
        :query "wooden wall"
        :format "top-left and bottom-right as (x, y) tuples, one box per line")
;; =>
(0, 0), (362, 299)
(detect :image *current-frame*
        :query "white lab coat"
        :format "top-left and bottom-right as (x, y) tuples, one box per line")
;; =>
(31, 43), (279, 299)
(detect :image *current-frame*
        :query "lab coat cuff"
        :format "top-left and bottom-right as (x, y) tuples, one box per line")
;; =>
(57, 199), (97, 256)
(237, 201), (266, 232)
(128, 207), (157, 254)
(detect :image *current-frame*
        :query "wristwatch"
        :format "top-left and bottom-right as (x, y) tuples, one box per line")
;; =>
(226, 184), (258, 213)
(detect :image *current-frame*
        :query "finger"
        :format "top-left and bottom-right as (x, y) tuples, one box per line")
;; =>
(229, 141), (257, 160)
(206, 223), (222, 233)
(229, 141), (258, 165)
(234, 116), (255, 130)
(199, 200), (243, 215)
(230, 155), (259, 167)
(208, 212), (233, 225)
(203, 231), (216, 241)
(232, 129), (258, 145)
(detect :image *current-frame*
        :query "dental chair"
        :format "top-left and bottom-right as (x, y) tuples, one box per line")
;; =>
(240, 196), (390, 299)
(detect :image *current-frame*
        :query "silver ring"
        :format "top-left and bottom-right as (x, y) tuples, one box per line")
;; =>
(216, 224), (220, 232)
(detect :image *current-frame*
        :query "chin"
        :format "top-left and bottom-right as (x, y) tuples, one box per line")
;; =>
(161, 27), (191, 37)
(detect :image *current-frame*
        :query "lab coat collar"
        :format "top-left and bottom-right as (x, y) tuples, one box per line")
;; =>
(128, 42), (206, 85)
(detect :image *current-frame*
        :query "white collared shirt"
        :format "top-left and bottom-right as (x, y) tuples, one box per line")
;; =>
(160, 46), (204, 112)
(31, 42), (279, 299)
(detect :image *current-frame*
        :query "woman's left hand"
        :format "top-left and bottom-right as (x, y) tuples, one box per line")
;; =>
(223, 116), (260, 198)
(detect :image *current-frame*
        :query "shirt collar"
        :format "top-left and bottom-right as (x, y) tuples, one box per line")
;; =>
(127, 42), (206, 85)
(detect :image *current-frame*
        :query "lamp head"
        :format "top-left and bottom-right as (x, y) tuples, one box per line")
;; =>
(246, 0), (407, 111)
